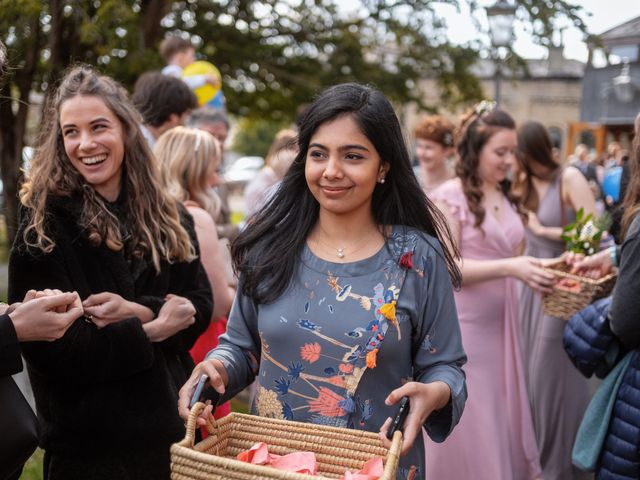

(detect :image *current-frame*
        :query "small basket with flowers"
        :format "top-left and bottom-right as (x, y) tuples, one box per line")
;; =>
(542, 209), (617, 320)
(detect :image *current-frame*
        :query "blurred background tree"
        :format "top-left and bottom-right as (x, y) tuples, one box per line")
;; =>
(0, 0), (588, 243)
(231, 117), (289, 158)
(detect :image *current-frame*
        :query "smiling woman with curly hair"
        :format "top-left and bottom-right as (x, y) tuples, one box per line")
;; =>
(414, 115), (456, 196)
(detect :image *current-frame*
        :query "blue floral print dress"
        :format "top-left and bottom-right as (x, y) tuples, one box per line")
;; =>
(208, 226), (467, 479)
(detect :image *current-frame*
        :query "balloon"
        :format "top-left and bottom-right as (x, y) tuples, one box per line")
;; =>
(182, 60), (222, 107)
(208, 91), (226, 110)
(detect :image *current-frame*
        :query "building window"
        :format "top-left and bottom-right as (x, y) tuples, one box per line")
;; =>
(609, 45), (639, 64)
(579, 130), (596, 150)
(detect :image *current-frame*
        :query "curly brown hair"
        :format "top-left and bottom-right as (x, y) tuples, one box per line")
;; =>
(455, 105), (524, 229)
(20, 64), (195, 271)
(415, 115), (455, 147)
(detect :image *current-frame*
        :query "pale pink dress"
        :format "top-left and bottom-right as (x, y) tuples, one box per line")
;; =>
(426, 178), (542, 480)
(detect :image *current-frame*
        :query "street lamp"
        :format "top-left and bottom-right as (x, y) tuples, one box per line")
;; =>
(485, 0), (517, 106)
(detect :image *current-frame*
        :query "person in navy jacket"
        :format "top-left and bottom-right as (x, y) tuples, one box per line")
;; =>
(565, 112), (640, 479)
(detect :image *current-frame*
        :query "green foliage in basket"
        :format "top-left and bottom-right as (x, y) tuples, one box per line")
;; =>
(561, 208), (611, 255)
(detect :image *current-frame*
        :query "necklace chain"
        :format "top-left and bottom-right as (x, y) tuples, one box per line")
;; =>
(483, 186), (503, 213)
(313, 225), (380, 259)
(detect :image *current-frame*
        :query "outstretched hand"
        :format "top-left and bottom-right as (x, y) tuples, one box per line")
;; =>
(510, 256), (555, 294)
(10, 290), (83, 342)
(565, 249), (613, 278)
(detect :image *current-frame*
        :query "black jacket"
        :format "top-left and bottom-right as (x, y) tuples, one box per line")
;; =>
(0, 314), (22, 377)
(8, 194), (212, 455)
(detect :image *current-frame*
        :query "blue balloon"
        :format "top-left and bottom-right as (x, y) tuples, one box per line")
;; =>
(602, 166), (622, 203)
(207, 91), (226, 110)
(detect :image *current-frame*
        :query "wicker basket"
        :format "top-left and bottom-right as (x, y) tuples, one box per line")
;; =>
(542, 261), (617, 320)
(171, 402), (402, 479)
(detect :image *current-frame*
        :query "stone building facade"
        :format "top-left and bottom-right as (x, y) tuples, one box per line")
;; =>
(403, 46), (584, 160)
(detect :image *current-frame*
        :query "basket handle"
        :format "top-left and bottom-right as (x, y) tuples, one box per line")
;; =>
(382, 430), (403, 478)
(184, 401), (218, 448)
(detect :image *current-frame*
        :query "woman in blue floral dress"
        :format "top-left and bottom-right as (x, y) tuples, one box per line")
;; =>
(179, 83), (467, 479)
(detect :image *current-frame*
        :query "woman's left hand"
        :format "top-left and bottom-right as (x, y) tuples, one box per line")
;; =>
(378, 380), (451, 455)
(83, 292), (137, 328)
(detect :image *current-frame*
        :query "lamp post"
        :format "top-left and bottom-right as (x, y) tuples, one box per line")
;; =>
(485, 0), (517, 107)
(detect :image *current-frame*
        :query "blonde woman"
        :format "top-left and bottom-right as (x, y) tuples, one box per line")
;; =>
(154, 126), (235, 418)
(8, 65), (212, 480)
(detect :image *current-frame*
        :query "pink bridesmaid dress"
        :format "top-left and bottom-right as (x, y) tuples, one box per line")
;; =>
(426, 178), (541, 480)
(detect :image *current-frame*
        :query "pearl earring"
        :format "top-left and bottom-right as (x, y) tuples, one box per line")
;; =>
(379, 178), (385, 184)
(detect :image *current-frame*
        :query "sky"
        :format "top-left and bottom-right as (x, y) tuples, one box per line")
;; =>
(436, 0), (640, 62)
(338, 1), (640, 63)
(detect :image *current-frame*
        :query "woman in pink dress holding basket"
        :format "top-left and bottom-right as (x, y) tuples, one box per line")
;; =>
(426, 102), (553, 479)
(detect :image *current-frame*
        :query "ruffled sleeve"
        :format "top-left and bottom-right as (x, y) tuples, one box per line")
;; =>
(431, 179), (469, 225)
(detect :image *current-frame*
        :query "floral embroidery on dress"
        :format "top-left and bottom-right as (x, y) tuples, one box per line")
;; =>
(256, 385), (284, 419)
(256, 229), (428, 433)
(399, 251), (413, 269)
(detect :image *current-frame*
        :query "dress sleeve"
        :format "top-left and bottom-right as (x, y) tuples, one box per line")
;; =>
(8, 220), (155, 384)
(206, 286), (261, 402)
(412, 239), (467, 442)
(431, 181), (468, 225)
(0, 313), (23, 376)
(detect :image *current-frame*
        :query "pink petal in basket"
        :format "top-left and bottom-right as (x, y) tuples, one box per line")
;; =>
(236, 442), (270, 464)
(269, 452), (318, 475)
(236, 442), (318, 475)
(341, 457), (384, 479)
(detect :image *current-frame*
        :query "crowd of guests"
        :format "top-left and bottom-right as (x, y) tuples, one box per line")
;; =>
(1, 34), (640, 480)
(411, 105), (639, 480)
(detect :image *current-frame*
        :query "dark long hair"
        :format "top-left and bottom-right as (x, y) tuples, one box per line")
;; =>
(515, 121), (560, 212)
(232, 83), (461, 303)
(455, 105), (524, 229)
(621, 112), (640, 238)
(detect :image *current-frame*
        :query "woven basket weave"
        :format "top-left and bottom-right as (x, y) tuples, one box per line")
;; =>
(171, 402), (402, 479)
(542, 262), (616, 321)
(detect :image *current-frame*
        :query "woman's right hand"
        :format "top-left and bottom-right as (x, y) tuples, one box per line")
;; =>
(565, 249), (613, 277)
(178, 358), (229, 425)
(509, 256), (555, 294)
(143, 294), (196, 342)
